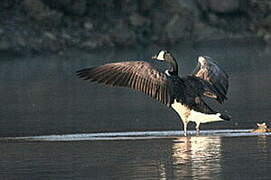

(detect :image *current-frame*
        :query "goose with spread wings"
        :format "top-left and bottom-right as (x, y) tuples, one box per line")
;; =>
(76, 50), (230, 136)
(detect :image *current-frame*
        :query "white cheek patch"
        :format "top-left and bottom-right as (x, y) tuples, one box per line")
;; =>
(156, 51), (165, 61)
(198, 56), (206, 65)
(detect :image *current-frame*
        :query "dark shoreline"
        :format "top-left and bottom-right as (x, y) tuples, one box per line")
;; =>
(0, 36), (266, 58)
(0, 0), (271, 55)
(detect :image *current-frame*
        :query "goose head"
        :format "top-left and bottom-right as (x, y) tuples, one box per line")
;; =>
(152, 50), (178, 75)
(152, 50), (176, 63)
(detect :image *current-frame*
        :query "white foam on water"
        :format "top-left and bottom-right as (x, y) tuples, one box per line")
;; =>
(1, 129), (271, 142)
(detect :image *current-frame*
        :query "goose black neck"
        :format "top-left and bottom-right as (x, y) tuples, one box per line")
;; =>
(168, 58), (178, 75)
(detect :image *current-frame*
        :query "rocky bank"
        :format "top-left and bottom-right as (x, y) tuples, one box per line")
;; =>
(0, 0), (270, 55)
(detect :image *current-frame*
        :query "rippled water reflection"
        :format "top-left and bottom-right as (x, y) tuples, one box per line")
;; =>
(1, 134), (270, 179)
(171, 137), (222, 179)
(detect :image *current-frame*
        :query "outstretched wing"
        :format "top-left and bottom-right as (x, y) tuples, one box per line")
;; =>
(76, 61), (173, 106)
(192, 56), (229, 103)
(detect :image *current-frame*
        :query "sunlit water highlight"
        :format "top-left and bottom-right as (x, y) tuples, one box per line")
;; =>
(2, 129), (271, 141)
(1, 130), (270, 179)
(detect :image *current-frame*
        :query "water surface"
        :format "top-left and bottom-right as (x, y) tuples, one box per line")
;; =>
(0, 43), (271, 179)
(0, 131), (270, 179)
(0, 43), (271, 136)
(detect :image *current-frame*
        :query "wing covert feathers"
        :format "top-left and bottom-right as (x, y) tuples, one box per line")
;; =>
(192, 57), (229, 103)
(76, 61), (172, 106)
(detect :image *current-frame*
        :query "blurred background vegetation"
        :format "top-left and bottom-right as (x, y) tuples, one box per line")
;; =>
(0, 0), (270, 54)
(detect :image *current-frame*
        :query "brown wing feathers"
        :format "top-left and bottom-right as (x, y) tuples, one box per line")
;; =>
(193, 57), (229, 103)
(76, 61), (171, 106)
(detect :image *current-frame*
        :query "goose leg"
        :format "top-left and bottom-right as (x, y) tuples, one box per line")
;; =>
(183, 121), (188, 136)
(196, 123), (200, 135)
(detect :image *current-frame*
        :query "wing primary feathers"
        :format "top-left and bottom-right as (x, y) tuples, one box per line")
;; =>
(76, 61), (172, 106)
(139, 77), (143, 91)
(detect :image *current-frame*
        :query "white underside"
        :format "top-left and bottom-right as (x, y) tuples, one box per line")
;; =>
(171, 100), (223, 125)
(188, 110), (223, 124)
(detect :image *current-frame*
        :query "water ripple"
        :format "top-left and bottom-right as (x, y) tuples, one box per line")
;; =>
(1, 129), (271, 142)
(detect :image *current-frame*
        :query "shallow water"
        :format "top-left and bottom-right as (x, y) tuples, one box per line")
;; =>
(2, 129), (271, 141)
(1, 42), (271, 179)
(0, 131), (270, 179)
(0, 43), (271, 136)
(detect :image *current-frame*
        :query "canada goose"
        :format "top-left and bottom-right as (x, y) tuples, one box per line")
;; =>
(76, 50), (230, 136)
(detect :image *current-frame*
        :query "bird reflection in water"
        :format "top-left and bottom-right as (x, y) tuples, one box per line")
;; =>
(257, 135), (268, 157)
(158, 136), (222, 179)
